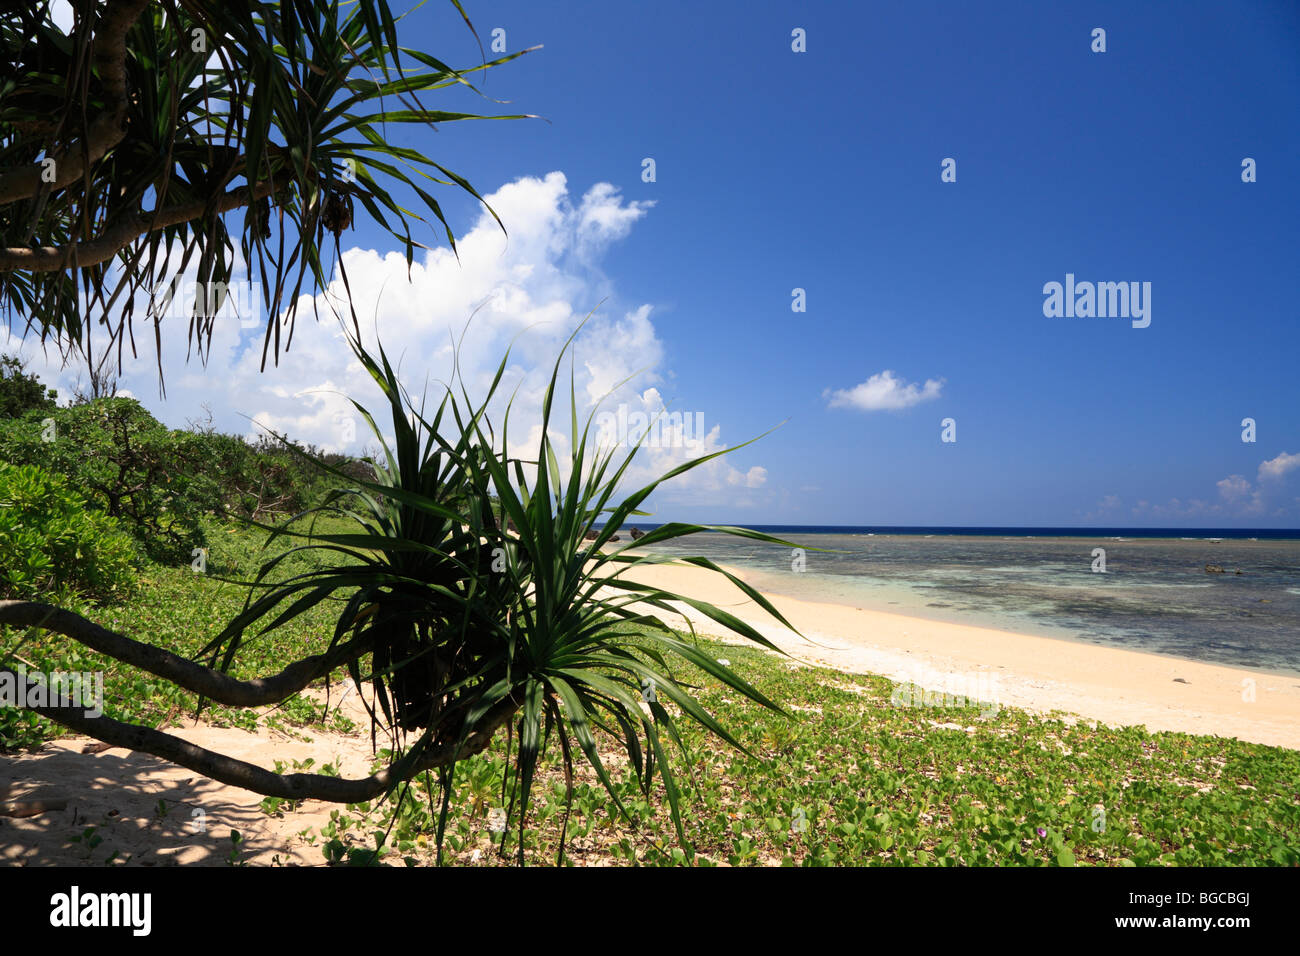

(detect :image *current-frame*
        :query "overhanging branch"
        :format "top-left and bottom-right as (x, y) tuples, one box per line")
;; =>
(2, 665), (522, 802)
(0, 599), (366, 706)
(0, 179), (281, 272)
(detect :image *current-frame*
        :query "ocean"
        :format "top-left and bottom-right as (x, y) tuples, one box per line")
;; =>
(622, 526), (1300, 676)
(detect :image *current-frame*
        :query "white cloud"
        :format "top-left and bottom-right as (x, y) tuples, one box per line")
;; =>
(1203, 452), (1300, 516)
(4, 172), (762, 509)
(1126, 475), (1265, 519)
(1258, 451), (1300, 482)
(575, 183), (654, 261)
(824, 370), (944, 412)
(1127, 449), (1300, 521)
(589, 387), (772, 503)
(729, 465), (768, 488)
(1216, 475), (1251, 502)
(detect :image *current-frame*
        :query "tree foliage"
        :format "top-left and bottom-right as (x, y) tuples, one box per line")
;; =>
(0, 352), (56, 417)
(0, 0), (534, 377)
(0, 460), (137, 602)
(0, 386), (376, 560)
(1, 397), (214, 562)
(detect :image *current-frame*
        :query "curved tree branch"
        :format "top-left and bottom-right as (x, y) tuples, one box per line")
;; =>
(1, 665), (522, 801)
(0, 178), (281, 272)
(0, 599), (367, 706)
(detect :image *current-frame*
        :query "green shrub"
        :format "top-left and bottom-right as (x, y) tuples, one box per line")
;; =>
(0, 396), (375, 561)
(0, 462), (138, 602)
(0, 354), (57, 418)
(0, 360), (378, 557)
(0, 398), (209, 564)
(183, 428), (368, 523)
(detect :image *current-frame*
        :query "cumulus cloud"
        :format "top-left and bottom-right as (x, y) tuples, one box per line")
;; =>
(730, 465), (768, 488)
(4, 172), (764, 509)
(589, 386), (772, 502)
(1203, 451), (1300, 516)
(1216, 475), (1252, 502)
(575, 182), (654, 261)
(1258, 451), (1300, 482)
(1124, 448), (1300, 522)
(1124, 474), (1266, 520)
(824, 370), (944, 412)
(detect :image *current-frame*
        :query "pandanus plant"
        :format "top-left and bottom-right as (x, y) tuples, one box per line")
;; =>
(0, 323), (801, 861)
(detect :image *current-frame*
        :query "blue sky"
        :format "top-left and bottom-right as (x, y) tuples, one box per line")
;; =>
(18, 0), (1300, 527)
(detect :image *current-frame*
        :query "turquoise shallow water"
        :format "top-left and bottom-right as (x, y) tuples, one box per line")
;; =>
(628, 531), (1300, 676)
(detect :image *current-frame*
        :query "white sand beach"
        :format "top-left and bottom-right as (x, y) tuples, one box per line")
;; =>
(3, 557), (1297, 867)
(622, 559), (1300, 751)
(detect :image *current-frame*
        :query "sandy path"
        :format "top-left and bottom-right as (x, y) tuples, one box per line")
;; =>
(0, 686), (399, 867)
